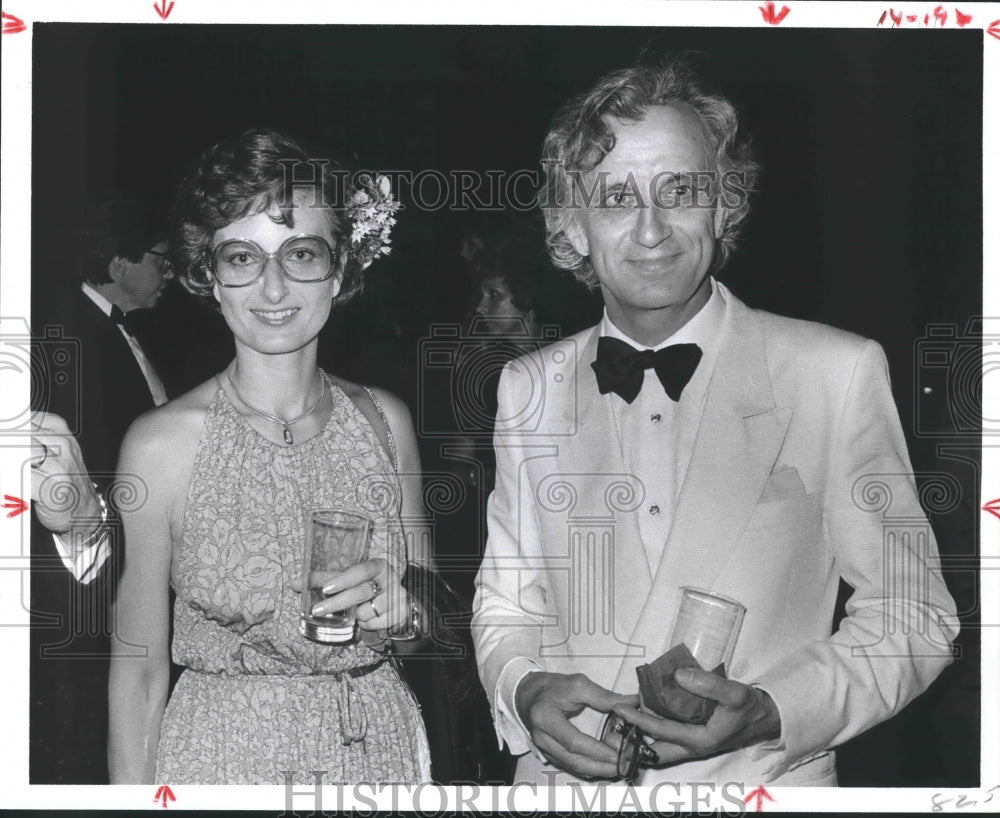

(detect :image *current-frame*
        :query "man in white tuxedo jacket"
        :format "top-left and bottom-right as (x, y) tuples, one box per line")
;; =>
(471, 58), (958, 787)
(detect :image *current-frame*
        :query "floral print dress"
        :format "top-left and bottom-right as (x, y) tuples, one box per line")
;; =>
(155, 377), (431, 784)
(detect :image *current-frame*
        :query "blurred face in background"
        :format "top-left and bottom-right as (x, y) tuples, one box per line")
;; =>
(470, 274), (535, 337)
(112, 241), (174, 310)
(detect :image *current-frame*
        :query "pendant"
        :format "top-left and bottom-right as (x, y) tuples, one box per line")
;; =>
(283, 425), (294, 445)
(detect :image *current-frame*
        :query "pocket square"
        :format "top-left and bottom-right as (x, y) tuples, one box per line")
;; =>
(758, 466), (806, 504)
(636, 643), (727, 724)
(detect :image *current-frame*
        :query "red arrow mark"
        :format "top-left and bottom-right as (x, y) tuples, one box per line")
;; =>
(983, 498), (1000, 521)
(743, 786), (776, 812)
(153, 0), (175, 20)
(3, 495), (28, 518)
(987, 20), (1000, 41)
(2, 11), (26, 33)
(154, 785), (176, 808)
(759, 1), (791, 25)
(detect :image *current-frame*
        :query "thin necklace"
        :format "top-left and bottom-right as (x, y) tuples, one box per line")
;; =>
(226, 364), (327, 445)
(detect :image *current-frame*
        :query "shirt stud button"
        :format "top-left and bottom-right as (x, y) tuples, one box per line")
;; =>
(649, 504), (660, 516)
(650, 413), (662, 423)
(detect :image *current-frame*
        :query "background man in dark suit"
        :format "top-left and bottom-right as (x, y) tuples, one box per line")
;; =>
(30, 194), (173, 783)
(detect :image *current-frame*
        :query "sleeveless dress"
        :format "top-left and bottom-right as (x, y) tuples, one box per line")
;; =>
(155, 376), (432, 784)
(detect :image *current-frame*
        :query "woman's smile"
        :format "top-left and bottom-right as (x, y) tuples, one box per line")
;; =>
(250, 306), (300, 325)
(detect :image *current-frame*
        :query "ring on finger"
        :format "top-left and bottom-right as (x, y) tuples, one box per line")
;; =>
(32, 444), (48, 469)
(370, 598), (381, 618)
(369, 578), (381, 599)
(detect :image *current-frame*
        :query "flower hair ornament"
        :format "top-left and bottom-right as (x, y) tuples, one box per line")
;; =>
(348, 174), (401, 270)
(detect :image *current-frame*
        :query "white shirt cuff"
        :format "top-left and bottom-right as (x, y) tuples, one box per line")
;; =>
(747, 680), (824, 779)
(494, 656), (545, 758)
(51, 529), (111, 585)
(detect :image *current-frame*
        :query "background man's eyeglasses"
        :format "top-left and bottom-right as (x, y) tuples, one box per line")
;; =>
(146, 247), (173, 271)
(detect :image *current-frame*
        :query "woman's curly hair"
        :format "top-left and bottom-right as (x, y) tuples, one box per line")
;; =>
(171, 128), (366, 305)
(539, 56), (760, 288)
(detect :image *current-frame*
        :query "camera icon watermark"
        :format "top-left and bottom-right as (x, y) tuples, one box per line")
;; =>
(0, 316), (82, 435)
(914, 319), (1000, 438)
(416, 321), (577, 439)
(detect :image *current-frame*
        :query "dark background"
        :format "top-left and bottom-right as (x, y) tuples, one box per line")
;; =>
(31, 24), (983, 787)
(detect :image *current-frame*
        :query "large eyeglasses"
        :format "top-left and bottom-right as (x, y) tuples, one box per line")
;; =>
(209, 234), (336, 287)
(599, 712), (658, 784)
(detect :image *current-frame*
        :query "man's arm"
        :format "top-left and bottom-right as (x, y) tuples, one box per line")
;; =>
(471, 363), (623, 777)
(750, 339), (958, 775)
(472, 364), (550, 752)
(31, 412), (111, 582)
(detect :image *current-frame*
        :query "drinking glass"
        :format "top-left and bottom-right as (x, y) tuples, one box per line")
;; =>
(599, 588), (746, 781)
(669, 587), (746, 670)
(299, 509), (372, 644)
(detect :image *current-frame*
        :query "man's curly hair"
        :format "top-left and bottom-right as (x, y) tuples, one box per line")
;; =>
(539, 56), (760, 288)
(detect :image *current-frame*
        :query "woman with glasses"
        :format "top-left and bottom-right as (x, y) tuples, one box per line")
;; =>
(108, 129), (431, 784)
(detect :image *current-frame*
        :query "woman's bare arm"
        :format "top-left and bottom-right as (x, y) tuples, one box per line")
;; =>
(107, 402), (201, 783)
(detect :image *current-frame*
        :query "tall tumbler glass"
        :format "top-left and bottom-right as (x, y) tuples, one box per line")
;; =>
(669, 587), (746, 671)
(299, 509), (372, 644)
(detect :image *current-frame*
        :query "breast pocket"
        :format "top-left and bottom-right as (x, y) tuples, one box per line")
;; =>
(743, 491), (820, 532)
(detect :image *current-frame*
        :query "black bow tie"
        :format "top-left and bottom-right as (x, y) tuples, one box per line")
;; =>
(109, 305), (138, 337)
(591, 336), (703, 404)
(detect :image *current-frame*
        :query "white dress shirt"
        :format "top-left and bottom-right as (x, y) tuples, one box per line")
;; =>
(495, 279), (729, 753)
(603, 279), (727, 570)
(51, 284), (168, 583)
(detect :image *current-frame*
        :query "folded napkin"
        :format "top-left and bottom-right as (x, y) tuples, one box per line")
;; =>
(635, 643), (726, 724)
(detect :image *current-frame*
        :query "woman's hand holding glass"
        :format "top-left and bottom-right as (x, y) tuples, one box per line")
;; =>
(307, 557), (411, 634)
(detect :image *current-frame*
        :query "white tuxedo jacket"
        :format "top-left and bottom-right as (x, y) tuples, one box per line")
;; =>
(472, 285), (957, 786)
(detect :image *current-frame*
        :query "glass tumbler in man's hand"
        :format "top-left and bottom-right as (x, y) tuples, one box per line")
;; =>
(600, 588), (747, 781)
(639, 587), (747, 723)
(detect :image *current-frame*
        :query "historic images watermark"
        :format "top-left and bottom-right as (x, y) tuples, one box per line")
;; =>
(276, 160), (752, 213)
(279, 773), (750, 815)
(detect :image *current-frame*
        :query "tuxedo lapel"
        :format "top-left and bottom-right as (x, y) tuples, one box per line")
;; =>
(554, 328), (652, 665)
(611, 294), (793, 688)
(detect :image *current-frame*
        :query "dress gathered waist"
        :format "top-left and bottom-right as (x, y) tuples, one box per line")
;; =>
(182, 658), (388, 680)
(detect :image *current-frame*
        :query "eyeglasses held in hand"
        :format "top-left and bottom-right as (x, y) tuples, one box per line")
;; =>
(209, 234), (336, 287)
(599, 712), (659, 784)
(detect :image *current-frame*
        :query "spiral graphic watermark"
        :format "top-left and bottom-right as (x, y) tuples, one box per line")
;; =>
(421, 472), (467, 515)
(536, 475), (580, 516)
(106, 473), (150, 515)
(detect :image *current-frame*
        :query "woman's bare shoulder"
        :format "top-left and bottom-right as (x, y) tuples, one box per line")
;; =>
(327, 375), (366, 403)
(122, 376), (220, 462)
(330, 377), (408, 420)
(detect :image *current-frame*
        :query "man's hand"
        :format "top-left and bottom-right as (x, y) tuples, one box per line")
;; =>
(30, 412), (103, 537)
(515, 671), (629, 780)
(612, 668), (781, 766)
